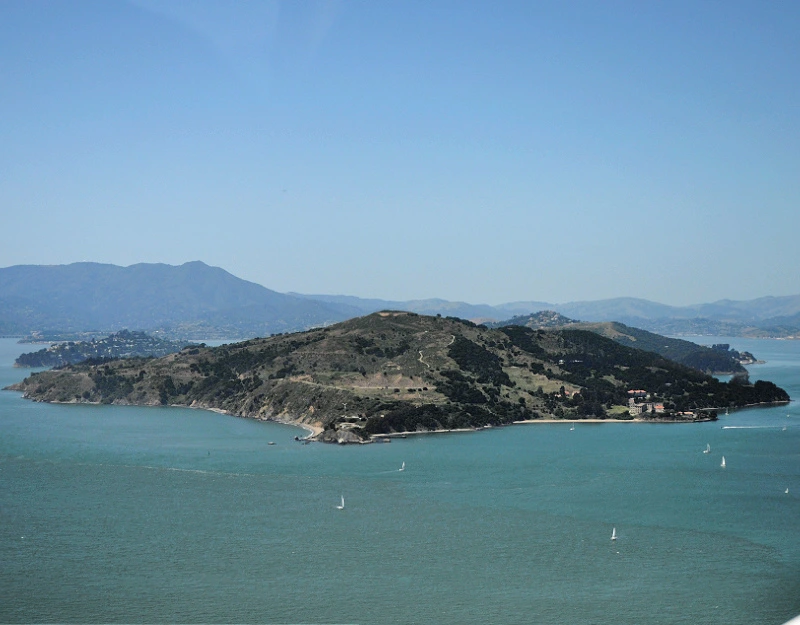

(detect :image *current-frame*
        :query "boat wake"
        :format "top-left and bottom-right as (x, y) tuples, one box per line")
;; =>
(721, 425), (786, 429)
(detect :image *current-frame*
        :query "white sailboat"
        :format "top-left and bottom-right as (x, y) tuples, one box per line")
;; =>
(399, 461), (405, 472)
(570, 424), (575, 431)
(336, 495), (345, 510)
(785, 488), (789, 494)
(720, 456), (726, 468)
(703, 444), (711, 454)
(611, 527), (617, 541)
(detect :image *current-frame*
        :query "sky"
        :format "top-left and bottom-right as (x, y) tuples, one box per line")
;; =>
(1, 0), (799, 306)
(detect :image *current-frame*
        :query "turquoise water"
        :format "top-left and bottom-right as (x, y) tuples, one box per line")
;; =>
(1, 337), (799, 624)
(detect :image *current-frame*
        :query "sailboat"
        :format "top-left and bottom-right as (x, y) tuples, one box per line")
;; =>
(570, 424), (575, 431)
(611, 527), (617, 541)
(786, 488), (789, 494)
(336, 495), (345, 510)
(399, 461), (405, 472)
(703, 444), (711, 454)
(721, 456), (726, 468)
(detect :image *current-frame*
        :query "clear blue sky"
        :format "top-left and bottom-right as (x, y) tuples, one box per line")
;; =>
(2, 0), (798, 306)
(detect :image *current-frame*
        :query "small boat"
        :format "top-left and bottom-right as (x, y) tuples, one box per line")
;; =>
(611, 527), (617, 541)
(786, 488), (789, 494)
(268, 441), (275, 446)
(721, 456), (726, 468)
(336, 495), (345, 510)
(703, 444), (711, 454)
(399, 461), (405, 472)
(570, 424), (575, 431)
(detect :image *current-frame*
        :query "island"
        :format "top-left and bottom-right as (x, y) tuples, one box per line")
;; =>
(14, 330), (195, 368)
(6, 312), (789, 443)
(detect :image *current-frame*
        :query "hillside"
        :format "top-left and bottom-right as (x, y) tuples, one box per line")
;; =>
(8, 312), (789, 443)
(492, 313), (751, 374)
(573, 322), (754, 373)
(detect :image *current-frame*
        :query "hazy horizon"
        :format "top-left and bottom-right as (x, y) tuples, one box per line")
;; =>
(3, 258), (798, 310)
(2, 1), (798, 306)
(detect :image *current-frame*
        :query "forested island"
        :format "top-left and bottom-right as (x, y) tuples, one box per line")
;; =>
(7, 312), (789, 443)
(14, 330), (193, 368)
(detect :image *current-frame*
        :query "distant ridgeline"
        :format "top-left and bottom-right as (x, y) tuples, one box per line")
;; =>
(7, 312), (789, 443)
(14, 330), (194, 368)
(489, 312), (756, 375)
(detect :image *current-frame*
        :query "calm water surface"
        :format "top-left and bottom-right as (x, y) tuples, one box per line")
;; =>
(1, 337), (799, 624)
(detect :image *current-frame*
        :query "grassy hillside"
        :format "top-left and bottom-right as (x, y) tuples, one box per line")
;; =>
(8, 312), (789, 442)
(492, 313), (751, 374)
(568, 321), (750, 374)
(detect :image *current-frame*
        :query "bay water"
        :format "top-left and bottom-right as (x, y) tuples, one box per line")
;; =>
(1, 337), (798, 624)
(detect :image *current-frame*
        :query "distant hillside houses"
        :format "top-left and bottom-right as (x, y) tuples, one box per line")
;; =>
(627, 389), (665, 416)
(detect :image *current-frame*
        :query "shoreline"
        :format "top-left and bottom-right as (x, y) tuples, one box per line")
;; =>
(6, 389), (785, 444)
(269, 417), (323, 438)
(372, 427), (479, 439)
(371, 418), (646, 440)
(514, 418), (639, 424)
(188, 403), (324, 438)
(369, 415), (722, 441)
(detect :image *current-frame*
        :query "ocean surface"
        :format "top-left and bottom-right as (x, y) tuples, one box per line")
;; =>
(1, 336), (798, 624)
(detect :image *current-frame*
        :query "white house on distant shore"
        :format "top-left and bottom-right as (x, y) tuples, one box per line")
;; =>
(627, 390), (664, 416)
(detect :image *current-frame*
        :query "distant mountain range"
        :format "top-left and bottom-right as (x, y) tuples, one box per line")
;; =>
(295, 294), (800, 338)
(0, 262), (358, 338)
(1, 261), (799, 339)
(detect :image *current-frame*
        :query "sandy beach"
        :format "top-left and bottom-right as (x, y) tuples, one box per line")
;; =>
(267, 416), (323, 438)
